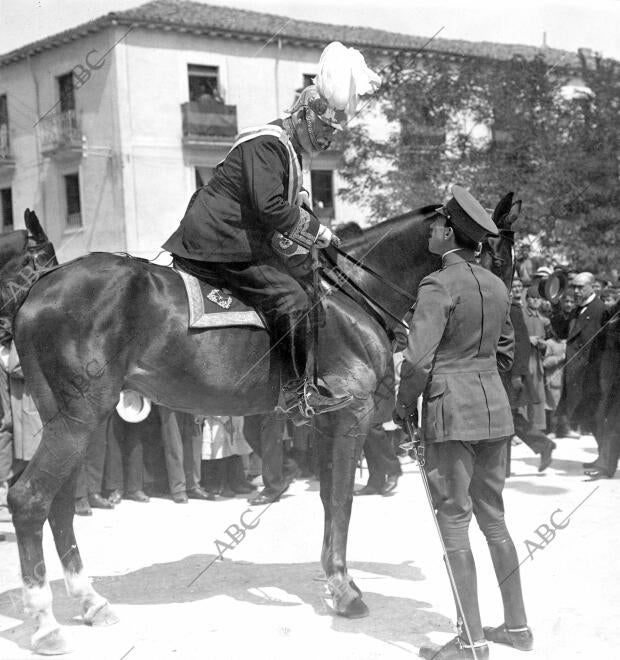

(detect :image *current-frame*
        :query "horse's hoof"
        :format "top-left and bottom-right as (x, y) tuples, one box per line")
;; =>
(32, 627), (73, 655)
(337, 596), (369, 619)
(83, 601), (120, 626)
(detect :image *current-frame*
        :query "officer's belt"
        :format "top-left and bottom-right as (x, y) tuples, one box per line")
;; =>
(432, 364), (498, 375)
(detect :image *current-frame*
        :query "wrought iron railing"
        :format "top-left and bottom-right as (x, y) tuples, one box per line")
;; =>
(181, 101), (237, 140)
(38, 109), (81, 153)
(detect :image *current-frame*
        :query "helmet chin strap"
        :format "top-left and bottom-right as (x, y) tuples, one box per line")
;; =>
(283, 111), (328, 155)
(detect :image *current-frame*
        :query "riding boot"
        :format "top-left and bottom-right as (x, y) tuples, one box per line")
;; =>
(484, 539), (533, 650)
(215, 458), (236, 498)
(420, 549), (486, 660)
(277, 311), (351, 417)
(227, 454), (256, 494)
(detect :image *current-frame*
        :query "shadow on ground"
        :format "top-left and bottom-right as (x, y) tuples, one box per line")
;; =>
(505, 479), (569, 495)
(0, 556), (452, 654)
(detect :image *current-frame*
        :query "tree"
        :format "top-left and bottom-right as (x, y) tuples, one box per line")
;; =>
(339, 49), (620, 271)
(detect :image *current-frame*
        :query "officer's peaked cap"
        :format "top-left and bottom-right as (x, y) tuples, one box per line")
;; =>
(440, 185), (499, 242)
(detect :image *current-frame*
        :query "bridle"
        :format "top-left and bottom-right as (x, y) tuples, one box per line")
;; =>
(482, 229), (516, 291)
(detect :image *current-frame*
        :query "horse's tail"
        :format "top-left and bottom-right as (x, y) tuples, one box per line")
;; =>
(0, 254), (42, 346)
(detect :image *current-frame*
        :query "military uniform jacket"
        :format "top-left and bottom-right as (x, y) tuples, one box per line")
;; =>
(396, 250), (515, 443)
(162, 122), (321, 263)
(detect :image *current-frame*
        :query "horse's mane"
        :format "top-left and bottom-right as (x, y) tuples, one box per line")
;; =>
(342, 205), (439, 250)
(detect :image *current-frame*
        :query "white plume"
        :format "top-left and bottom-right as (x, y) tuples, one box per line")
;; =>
(315, 42), (381, 115)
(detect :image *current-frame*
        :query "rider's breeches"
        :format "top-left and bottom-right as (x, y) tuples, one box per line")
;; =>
(173, 257), (311, 381)
(425, 438), (513, 552)
(173, 256), (310, 320)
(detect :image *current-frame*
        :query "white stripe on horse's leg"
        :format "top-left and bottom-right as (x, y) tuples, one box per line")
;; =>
(64, 569), (119, 626)
(24, 581), (65, 651)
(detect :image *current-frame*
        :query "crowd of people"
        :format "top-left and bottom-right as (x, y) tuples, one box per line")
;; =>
(512, 245), (620, 479)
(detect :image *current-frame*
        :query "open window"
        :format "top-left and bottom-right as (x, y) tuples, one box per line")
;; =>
(0, 95), (9, 158)
(1, 187), (13, 232)
(64, 173), (82, 228)
(310, 170), (335, 223)
(58, 72), (75, 112)
(188, 65), (222, 104)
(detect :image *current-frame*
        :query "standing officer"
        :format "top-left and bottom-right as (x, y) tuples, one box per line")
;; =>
(394, 186), (532, 659)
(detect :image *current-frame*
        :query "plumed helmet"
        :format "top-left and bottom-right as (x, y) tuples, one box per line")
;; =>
(284, 41), (380, 152)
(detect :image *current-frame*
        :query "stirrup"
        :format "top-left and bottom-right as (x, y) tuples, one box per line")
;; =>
(277, 379), (351, 418)
(277, 380), (321, 417)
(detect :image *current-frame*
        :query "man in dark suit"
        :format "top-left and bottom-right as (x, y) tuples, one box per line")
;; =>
(551, 272), (605, 447)
(503, 278), (555, 472)
(395, 186), (532, 659)
(585, 301), (620, 479)
(162, 85), (351, 419)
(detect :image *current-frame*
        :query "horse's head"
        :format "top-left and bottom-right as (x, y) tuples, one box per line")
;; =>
(0, 210), (58, 346)
(479, 192), (520, 290)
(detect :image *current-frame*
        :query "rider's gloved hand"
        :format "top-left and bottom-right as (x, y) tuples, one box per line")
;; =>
(315, 225), (341, 249)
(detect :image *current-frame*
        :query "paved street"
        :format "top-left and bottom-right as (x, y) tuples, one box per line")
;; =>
(0, 434), (616, 660)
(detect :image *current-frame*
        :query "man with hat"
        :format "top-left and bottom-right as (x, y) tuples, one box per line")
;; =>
(394, 186), (532, 659)
(163, 43), (379, 419)
(551, 271), (605, 444)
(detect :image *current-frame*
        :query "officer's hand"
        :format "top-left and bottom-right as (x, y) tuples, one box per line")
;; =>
(392, 406), (418, 429)
(392, 325), (409, 353)
(316, 225), (341, 248)
(511, 375), (523, 394)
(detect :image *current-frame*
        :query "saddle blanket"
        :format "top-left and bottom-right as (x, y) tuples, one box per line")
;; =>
(175, 268), (266, 330)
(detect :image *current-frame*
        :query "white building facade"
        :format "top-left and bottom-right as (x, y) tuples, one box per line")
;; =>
(0, 11), (358, 260)
(0, 0), (580, 262)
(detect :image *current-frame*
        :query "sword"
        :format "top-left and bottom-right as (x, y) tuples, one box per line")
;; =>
(404, 416), (481, 660)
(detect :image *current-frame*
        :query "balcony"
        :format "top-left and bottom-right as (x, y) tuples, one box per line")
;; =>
(181, 101), (237, 145)
(0, 124), (15, 171)
(38, 109), (82, 158)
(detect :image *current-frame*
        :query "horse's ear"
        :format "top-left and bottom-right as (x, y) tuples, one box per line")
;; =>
(24, 209), (49, 244)
(507, 200), (522, 228)
(492, 192), (514, 229)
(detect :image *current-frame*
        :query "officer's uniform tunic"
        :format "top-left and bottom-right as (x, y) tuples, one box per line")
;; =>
(163, 122), (321, 321)
(396, 249), (515, 552)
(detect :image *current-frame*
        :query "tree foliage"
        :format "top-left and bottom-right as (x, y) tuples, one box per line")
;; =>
(339, 50), (620, 271)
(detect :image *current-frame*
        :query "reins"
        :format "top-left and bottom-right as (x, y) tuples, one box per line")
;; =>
(322, 247), (412, 329)
(329, 244), (417, 302)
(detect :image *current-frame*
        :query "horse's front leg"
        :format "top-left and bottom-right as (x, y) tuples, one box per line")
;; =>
(318, 401), (371, 618)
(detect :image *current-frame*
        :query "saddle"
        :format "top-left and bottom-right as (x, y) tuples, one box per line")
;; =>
(175, 268), (266, 330)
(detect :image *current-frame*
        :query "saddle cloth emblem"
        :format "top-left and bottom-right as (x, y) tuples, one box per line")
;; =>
(175, 268), (265, 330)
(207, 288), (232, 309)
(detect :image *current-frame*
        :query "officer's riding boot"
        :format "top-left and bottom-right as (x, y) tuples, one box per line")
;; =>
(484, 540), (533, 651)
(420, 550), (488, 659)
(279, 311), (352, 418)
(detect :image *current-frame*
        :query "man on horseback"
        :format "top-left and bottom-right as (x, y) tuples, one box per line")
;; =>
(163, 43), (379, 419)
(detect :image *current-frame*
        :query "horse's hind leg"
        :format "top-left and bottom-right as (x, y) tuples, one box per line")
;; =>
(317, 403), (370, 618)
(48, 452), (119, 627)
(8, 435), (82, 655)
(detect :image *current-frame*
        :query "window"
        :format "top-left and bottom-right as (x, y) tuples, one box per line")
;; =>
(0, 94), (8, 157)
(188, 65), (221, 103)
(58, 72), (75, 112)
(1, 187), (13, 232)
(310, 170), (334, 222)
(195, 166), (213, 189)
(64, 174), (82, 228)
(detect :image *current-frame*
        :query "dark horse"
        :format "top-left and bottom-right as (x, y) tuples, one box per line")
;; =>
(1, 196), (518, 655)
